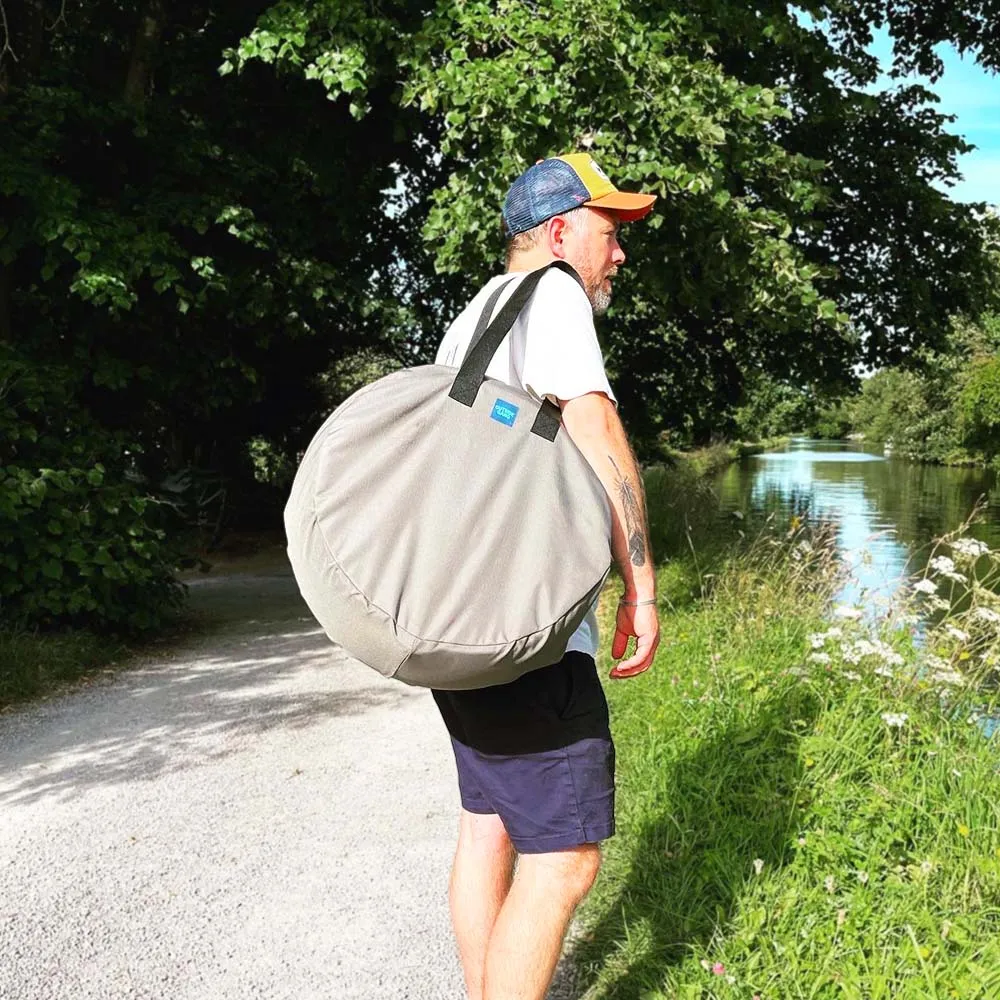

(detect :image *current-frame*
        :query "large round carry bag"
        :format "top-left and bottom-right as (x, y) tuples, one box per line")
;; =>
(284, 261), (612, 690)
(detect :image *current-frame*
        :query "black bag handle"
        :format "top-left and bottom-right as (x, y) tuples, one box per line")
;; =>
(448, 261), (584, 441)
(468, 277), (516, 356)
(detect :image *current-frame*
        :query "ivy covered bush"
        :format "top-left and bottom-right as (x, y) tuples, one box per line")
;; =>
(0, 351), (182, 631)
(959, 355), (1000, 457)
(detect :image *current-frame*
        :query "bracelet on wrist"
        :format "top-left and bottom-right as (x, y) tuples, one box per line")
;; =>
(619, 597), (657, 607)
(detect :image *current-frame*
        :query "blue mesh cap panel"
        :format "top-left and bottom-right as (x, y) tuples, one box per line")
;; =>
(502, 159), (592, 238)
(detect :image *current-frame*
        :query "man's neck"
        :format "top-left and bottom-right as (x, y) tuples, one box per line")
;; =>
(506, 250), (559, 274)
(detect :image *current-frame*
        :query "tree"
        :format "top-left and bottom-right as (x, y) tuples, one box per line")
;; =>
(233, 0), (998, 450)
(1, 0), (453, 498)
(0, 0), (459, 625)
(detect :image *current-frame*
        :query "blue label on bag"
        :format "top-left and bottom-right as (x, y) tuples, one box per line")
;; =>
(491, 399), (519, 427)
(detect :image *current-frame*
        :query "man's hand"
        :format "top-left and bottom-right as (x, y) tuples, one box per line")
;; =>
(610, 602), (659, 679)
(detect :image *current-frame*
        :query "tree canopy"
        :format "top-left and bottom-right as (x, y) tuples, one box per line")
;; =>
(231, 0), (999, 442)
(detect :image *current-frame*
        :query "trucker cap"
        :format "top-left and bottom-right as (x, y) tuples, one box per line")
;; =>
(502, 153), (657, 239)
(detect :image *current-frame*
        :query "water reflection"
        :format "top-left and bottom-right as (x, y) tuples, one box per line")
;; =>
(714, 438), (1000, 608)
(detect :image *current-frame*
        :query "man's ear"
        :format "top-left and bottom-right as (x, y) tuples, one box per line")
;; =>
(546, 215), (569, 259)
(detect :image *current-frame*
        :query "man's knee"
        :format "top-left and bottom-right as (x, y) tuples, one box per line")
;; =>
(520, 843), (602, 903)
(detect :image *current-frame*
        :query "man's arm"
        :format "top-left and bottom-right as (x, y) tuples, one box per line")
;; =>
(559, 391), (659, 678)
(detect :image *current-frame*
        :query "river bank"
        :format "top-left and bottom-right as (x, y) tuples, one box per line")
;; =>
(661, 437), (791, 478)
(571, 488), (1000, 997)
(843, 431), (999, 470)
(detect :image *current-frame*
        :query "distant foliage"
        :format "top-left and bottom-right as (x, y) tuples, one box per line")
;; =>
(734, 374), (817, 440)
(810, 400), (854, 440)
(846, 311), (1000, 464)
(959, 356), (1000, 455)
(0, 352), (182, 630)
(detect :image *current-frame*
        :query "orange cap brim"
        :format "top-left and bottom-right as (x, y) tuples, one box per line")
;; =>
(583, 191), (657, 222)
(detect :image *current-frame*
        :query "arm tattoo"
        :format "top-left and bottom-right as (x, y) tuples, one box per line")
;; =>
(608, 455), (647, 567)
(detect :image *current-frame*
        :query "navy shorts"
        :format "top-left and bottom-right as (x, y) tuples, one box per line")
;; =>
(432, 651), (615, 854)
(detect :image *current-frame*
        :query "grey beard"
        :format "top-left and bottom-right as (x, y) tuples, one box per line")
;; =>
(590, 284), (611, 315)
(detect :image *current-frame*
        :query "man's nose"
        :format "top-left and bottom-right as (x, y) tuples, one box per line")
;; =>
(612, 242), (626, 265)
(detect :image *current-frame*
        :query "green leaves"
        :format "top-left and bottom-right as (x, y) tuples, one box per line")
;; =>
(0, 349), (182, 631)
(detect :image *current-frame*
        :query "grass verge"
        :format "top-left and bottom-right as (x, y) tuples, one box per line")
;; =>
(574, 492), (1000, 998)
(661, 439), (791, 479)
(0, 629), (128, 710)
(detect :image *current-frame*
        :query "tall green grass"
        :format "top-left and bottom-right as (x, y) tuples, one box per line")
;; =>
(0, 629), (126, 708)
(577, 468), (1000, 999)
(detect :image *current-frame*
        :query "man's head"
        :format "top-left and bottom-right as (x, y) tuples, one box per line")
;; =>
(502, 154), (656, 314)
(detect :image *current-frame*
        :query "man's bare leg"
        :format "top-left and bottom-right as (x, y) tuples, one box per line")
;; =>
(449, 810), (516, 1000)
(483, 844), (601, 1000)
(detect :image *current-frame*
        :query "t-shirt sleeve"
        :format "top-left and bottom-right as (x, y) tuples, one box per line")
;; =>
(520, 270), (617, 406)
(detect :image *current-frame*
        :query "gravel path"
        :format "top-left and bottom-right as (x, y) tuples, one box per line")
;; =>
(0, 552), (581, 1000)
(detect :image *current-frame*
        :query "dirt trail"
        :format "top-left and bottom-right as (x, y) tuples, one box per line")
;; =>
(0, 549), (580, 999)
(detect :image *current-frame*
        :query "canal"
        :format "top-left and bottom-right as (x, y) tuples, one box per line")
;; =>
(711, 438), (1000, 607)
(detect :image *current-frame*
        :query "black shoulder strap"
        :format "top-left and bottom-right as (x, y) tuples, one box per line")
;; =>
(448, 261), (584, 442)
(468, 277), (516, 357)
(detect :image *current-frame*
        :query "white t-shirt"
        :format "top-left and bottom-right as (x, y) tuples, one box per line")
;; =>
(435, 268), (616, 658)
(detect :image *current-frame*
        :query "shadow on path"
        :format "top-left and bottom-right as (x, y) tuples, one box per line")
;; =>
(566, 685), (820, 998)
(0, 569), (414, 806)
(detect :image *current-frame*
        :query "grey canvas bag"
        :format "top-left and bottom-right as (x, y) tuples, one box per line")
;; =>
(284, 261), (612, 690)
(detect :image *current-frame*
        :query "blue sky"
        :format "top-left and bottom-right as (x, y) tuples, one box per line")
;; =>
(868, 32), (999, 205)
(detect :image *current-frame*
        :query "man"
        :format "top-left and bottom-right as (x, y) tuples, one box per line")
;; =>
(432, 153), (661, 1000)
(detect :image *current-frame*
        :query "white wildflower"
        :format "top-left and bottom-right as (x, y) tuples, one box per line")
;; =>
(928, 596), (951, 612)
(809, 633), (827, 649)
(974, 607), (1000, 625)
(932, 668), (965, 687)
(920, 860), (934, 876)
(824, 875), (836, 893)
(945, 625), (969, 642)
(833, 605), (863, 620)
(912, 578), (938, 595)
(866, 638), (905, 666)
(808, 652), (831, 665)
(881, 712), (909, 728)
(929, 555), (957, 576)
(826, 627), (843, 639)
(925, 654), (948, 671)
(842, 639), (879, 664)
(843, 671), (862, 681)
(753, 858), (765, 875)
(942, 569), (968, 584)
(856, 870), (869, 885)
(952, 538), (990, 559)
(874, 665), (894, 679)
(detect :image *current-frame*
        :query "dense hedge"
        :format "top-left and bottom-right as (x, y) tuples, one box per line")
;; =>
(1, 351), (182, 631)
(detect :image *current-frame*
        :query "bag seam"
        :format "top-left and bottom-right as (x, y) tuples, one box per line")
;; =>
(310, 505), (609, 650)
